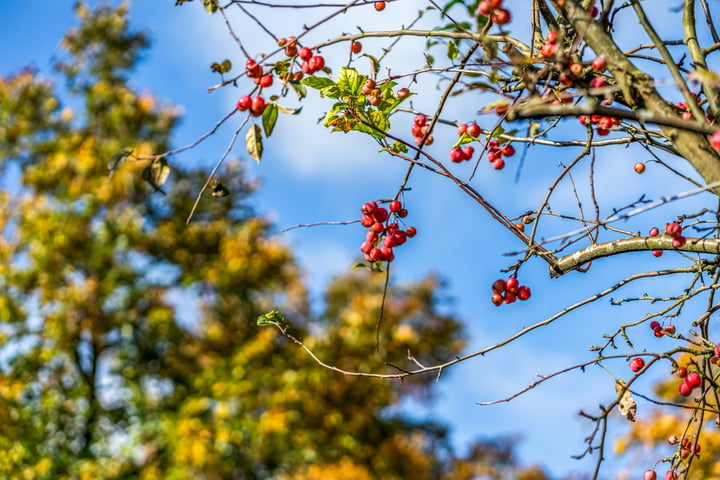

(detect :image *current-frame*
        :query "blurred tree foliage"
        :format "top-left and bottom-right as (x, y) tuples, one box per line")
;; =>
(0, 3), (548, 479)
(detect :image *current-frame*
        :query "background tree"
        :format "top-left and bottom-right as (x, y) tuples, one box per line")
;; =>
(0, 3), (549, 479)
(163, 0), (720, 478)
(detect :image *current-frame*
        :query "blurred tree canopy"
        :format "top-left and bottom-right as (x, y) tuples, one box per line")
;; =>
(0, 3), (548, 479)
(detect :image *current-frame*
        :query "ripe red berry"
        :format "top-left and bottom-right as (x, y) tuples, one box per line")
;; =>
(541, 43), (556, 58)
(634, 162), (646, 174)
(686, 372), (702, 389)
(466, 123), (481, 137)
(663, 325), (676, 335)
(405, 226), (417, 238)
(545, 31), (558, 44)
(389, 200), (402, 213)
(491, 292), (503, 306)
(502, 144), (515, 157)
(463, 146), (475, 160)
(503, 291), (517, 304)
(350, 41), (362, 54)
(414, 114), (427, 126)
(492, 279), (506, 294)
(675, 367), (688, 378)
(711, 130), (720, 151)
(398, 208), (408, 218)
(665, 222), (682, 237)
(477, 0), (492, 15)
(259, 74), (273, 88)
(517, 285), (531, 301)
(298, 47), (312, 61)
(373, 207), (389, 222)
(664, 471), (677, 480)
(309, 55), (325, 72)
(236, 95), (252, 111)
(672, 236), (687, 248)
(374, 1), (386, 11)
(505, 277), (519, 293)
(652, 250), (663, 257)
(643, 471), (657, 480)
(649, 227), (659, 236)
(629, 357), (645, 372)
(492, 158), (505, 170)
(449, 147), (465, 163)
(492, 8), (511, 25)
(361, 201), (378, 215)
(591, 56), (606, 72)
(649, 320), (660, 330)
(397, 88), (410, 99)
(678, 381), (692, 396)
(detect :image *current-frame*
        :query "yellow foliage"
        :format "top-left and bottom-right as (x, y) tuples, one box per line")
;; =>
(297, 457), (374, 480)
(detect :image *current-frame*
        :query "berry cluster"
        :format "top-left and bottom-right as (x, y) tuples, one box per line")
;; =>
(245, 59), (273, 88)
(649, 320), (675, 337)
(578, 112), (620, 136)
(677, 368), (702, 397)
(236, 95), (267, 117)
(359, 200), (415, 263)
(410, 114), (434, 146)
(490, 277), (531, 306)
(298, 46), (325, 75)
(540, 31), (559, 58)
(485, 139), (515, 170)
(449, 145), (474, 163)
(665, 221), (687, 248)
(477, 0), (511, 25)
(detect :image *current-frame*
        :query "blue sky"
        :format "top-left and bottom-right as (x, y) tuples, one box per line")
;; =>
(3, 1), (719, 478)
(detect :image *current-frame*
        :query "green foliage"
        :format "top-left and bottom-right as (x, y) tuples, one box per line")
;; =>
(0, 3), (549, 480)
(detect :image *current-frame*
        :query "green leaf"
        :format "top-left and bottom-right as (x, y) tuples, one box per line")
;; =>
(202, 0), (218, 13)
(276, 105), (302, 115)
(352, 262), (368, 270)
(262, 103), (278, 137)
(302, 77), (335, 90)
(369, 110), (390, 135)
(289, 80), (306, 99)
(337, 67), (364, 95)
(447, 40), (459, 61)
(319, 85), (341, 99)
(390, 141), (409, 153)
(107, 150), (131, 177)
(142, 157), (171, 193)
(210, 59), (232, 74)
(246, 124), (263, 163)
(257, 310), (285, 327)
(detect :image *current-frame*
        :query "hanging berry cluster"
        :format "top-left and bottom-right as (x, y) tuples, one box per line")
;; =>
(490, 277), (531, 306)
(477, 0), (511, 25)
(410, 114), (434, 146)
(236, 95), (267, 117)
(486, 140), (515, 170)
(359, 200), (416, 263)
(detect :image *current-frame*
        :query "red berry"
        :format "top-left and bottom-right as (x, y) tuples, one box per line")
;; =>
(361, 215), (374, 227)
(350, 41), (362, 54)
(686, 372), (702, 389)
(643, 471), (657, 480)
(505, 277), (519, 293)
(672, 236), (687, 248)
(591, 56), (606, 72)
(679, 381), (693, 396)
(397, 88), (410, 99)
(634, 162), (646, 174)
(477, 0), (492, 15)
(492, 279), (506, 294)
(675, 367), (688, 378)
(398, 208), (408, 218)
(298, 47), (312, 61)
(653, 327), (664, 337)
(361, 201), (378, 215)
(236, 95), (252, 111)
(466, 123), (481, 137)
(503, 291), (517, 304)
(649, 227), (659, 236)
(502, 144), (515, 157)
(492, 8), (511, 25)
(517, 285), (531, 301)
(545, 31), (558, 44)
(711, 130), (720, 151)
(309, 55), (325, 72)
(652, 250), (663, 257)
(414, 114), (427, 126)
(405, 226), (417, 238)
(663, 325), (676, 335)
(491, 292), (503, 306)
(259, 74), (273, 88)
(462, 146), (475, 160)
(457, 124), (467, 135)
(492, 158), (505, 170)
(373, 207), (389, 222)
(250, 96), (266, 116)
(374, 1), (386, 11)
(449, 147), (465, 163)
(649, 320), (660, 330)
(389, 200), (402, 213)
(665, 222), (683, 238)
(541, 43), (557, 58)
(629, 357), (645, 372)
(664, 471), (677, 480)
